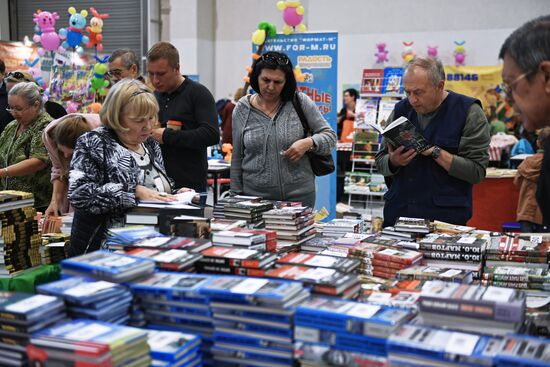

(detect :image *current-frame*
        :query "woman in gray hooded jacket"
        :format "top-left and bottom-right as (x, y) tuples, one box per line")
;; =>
(230, 52), (337, 208)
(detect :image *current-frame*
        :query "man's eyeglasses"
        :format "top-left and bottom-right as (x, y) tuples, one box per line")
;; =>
(107, 69), (124, 78)
(502, 70), (536, 96)
(6, 71), (32, 82)
(260, 54), (290, 66)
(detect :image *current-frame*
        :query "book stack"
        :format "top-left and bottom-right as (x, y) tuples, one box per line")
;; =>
(263, 206), (316, 252)
(113, 235), (212, 253)
(209, 218), (247, 232)
(129, 272), (215, 341)
(418, 233), (487, 279)
(482, 265), (549, 292)
(417, 280), (526, 335)
(397, 264), (474, 284)
(0, 292), (65, 365)
(0, 191), (41, 276)
(40, 233), (70, 264)
(212, 228), (277, 252)
(321, 218), (365, 237)
(196, 246), (277, 277)
(106, 226), (164, 248)
(41, 214), (63, 233)
(394, 217), (432, 234)
(494, 334), (550, 366)
(147, 330), (202, 367)
(60, 250), (156, 283)
(125, 248), (202, 272)
(486, 235), (550, 275)
(364, 290), (421, 309)
(214, 198), (274, 226)
(300, 236), (336, 254)
(370, 246), (423, 279)
(294, 297), (414, 366)
(37, 276), (133, 324)
(27, 319), (151, 366)
(388, 324), (497, 366)
(276, 252), (360, 274)
(169, 215), (211, 239)
(200, 276), (309, 367)
(266, 265), (360, 299)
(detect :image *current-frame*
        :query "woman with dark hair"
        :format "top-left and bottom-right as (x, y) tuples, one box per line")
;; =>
(337, 88), (358, 142)
(231, 51), (337, 207)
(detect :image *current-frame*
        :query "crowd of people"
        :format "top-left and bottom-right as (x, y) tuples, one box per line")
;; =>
(0, 14), (548, 255)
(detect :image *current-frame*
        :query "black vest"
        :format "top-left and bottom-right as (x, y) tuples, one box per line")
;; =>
(383, 91), (480, 227)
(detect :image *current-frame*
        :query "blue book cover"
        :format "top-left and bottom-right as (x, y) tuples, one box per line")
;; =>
(61, 251), (155, 280)
(37, 276), (123, 305)
(147, 330), (201, 362)
(0, 292), (64, 323)
(130, 272), (213, 301)
(382, 67), (404, 95)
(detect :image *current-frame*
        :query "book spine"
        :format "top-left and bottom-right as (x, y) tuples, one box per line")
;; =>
(420, 243), (482, 254)
(421, 251), (481, 262)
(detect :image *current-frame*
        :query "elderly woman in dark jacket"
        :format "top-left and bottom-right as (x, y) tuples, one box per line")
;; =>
(68, 79), (185, 255)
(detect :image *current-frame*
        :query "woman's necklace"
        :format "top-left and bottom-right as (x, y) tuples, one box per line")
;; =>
(255, 95), (281, 118)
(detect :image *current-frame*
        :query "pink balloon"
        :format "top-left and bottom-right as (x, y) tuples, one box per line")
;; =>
(40, 33), (61, 52)
(455, 53), (465, 64)
(283, 8), (303, 27)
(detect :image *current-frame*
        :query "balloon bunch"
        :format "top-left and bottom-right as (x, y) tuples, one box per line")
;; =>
(454, 41), (466, 66)
(375, 43), (389, 64)
(402, 41), (415, 64)
(24, 59), (45, 88)
(89, 56), (110, 96)
(427, 45), (438, 58)
(244, 21), (277, 84)
(86, 7), (110, 52)
(277, 1), (307, 35)
(59, 7), (89, 55)
(33, 11), (65, 56)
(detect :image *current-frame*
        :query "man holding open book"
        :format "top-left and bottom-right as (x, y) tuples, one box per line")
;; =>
(375, 57), (490, 227)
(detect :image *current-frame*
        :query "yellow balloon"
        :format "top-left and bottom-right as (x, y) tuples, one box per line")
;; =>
(277, 1), (286, 10)
(252, 29), (266, 45)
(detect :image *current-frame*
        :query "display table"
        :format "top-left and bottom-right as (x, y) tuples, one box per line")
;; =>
(467, 176), (519, 232)
(0, 264), (61, 293)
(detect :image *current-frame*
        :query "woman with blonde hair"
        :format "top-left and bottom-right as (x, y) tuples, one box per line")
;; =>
(68, 79), (183, 255)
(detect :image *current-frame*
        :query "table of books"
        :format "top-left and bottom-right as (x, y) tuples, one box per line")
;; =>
(0, 264), (61, 293)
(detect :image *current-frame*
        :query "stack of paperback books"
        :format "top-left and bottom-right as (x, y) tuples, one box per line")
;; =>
(417, 280), (526, 335)
(40, 233), (70, 265)
(147, 330), (202, 367)
(125, 248), (202, 272)
(276, 252), (360, 274)
(60, 251), (156, 283)
(486, 235), (549, 276)
(294, 297), (413, 365)
(321, 218), (365, 237)
(112, 235), (212, 253)
(37, 276), (132, 324)
(397, 264), (474, 284)
(213, 197), (274, 226)
(300, 236), (337, 254)
(201, 276), (308, 367)
(482, 265), (549, 291)
(0, 292), (65, 364)
(169, 215), (211, 239)
(209, 218), (247, 232)
(387, 324), (497, 366)
(27, 319), (151, 366)
(266, 264), (360, 298)
(129, 273), (215, 344)
(263, 206), (316, 252)
(418, 233), (488, 279)
(196, 246), (277, 277)
(106, 226), (164, 248)
(370, 246), (423, 279)
(0, 191), (41, 276)
(212, 228), (277, 252)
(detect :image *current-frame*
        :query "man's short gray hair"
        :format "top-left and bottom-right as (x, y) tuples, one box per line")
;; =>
(108, 48), (140, 74)
(404, 57), (446, 86)
(499, 15), (550, 81)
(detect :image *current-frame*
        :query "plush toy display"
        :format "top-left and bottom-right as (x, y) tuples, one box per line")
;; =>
(277, 1), (307, 35)
(33, 11), (65, 56)
(59, 7), (90, 54)
(86, 7), (109, 51)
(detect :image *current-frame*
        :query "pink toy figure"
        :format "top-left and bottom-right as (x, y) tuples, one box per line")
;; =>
(402, 41), (415, 64)
(277, 1), (307, 35)
(375, 43), (389, 63)
(454, 41), (466, 66)
(33, 11), (65, 56)
(427, 45), (438, 58)
(66, 101), (79, 114)
(24, 59), (45, 88)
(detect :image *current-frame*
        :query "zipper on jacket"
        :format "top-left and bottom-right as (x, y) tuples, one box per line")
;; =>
(273, 119), (285, 201)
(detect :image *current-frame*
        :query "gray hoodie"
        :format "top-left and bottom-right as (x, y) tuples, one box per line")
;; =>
(230, 92), (337, 207)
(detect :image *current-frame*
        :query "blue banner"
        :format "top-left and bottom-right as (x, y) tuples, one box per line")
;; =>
(256, 32), (338, 218)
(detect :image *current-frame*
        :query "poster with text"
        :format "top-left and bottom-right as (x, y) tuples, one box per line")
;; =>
(256, 32), (338, 218)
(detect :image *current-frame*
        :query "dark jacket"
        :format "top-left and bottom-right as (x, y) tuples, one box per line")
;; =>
(383, 91), (479, 226)
(537, 139), (550, 226)
(0, 83), (11, 135)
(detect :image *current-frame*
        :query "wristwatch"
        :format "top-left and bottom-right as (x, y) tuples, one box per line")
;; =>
(431, 146), (441, 159)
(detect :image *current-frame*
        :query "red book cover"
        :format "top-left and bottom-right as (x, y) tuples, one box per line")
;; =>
(361, 69), (384, 94)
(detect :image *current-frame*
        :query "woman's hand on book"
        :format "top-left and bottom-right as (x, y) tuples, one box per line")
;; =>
(388, 144), (417, 167)
(136, 185), (176, 202)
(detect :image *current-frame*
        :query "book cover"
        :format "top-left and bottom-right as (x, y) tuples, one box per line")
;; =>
(369, 116), (431, 153)
(381, 67), (404, 94)
(354, 98), (379, 130)
(361, 69), (385, 94)
(377, 99), (398, 126)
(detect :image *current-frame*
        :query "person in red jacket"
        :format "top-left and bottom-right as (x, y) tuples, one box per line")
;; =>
(514, 127), (550, 232)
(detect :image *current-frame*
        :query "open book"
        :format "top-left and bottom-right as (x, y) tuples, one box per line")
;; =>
(138, 190), (201, 209)
(369, 116), (431, 153)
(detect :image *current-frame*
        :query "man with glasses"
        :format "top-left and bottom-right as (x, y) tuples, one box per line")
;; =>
(500, 15), (550, 227)
(375, 57), (490, 227)
(146, 41), (219, 194)
(107, 49), (144, 84)
(0, 59), (10, 134)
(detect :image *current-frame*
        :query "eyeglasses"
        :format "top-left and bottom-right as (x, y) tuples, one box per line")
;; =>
(6, 71), (32, 82)
(107, 69), (125, 77)
(260, 54), (290, 66)
(502, 70), (536, 96)
(6, 105), (31, 114)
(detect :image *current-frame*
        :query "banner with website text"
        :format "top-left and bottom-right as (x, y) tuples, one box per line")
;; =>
(258, 32), (338, 218)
